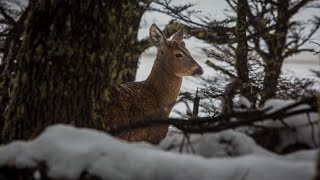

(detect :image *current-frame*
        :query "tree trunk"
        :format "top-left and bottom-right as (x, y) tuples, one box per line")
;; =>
(0, 4), (29, 129)
(113, 1), (151, 83)
(1, 0), (146, 143)
(260, 1), (289, 105)
(261, 60), (283, 104)
(235, 0), (253, 104)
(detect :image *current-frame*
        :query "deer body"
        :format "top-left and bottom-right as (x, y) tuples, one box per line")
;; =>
(106, 24), (203, 144)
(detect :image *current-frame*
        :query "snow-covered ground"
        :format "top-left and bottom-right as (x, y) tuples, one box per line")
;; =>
(0, 98), (317, 179)
(0, 125), (317, 180)
(250, 98), (319, 152)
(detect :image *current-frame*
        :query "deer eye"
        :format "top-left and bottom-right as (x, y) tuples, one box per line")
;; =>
(175, 54), (183, 58)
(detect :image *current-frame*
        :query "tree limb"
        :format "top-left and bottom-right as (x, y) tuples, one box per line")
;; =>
(109, 97), (317, 135)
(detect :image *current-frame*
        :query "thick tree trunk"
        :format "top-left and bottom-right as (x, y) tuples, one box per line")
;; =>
(1, 0), (145, 143)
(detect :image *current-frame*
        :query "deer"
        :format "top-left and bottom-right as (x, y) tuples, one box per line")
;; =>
(106, 23), (203, 144)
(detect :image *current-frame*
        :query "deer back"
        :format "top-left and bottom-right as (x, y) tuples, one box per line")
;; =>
(106, 81), (168, 144)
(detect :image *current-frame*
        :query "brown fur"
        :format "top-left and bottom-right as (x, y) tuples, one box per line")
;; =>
(105, 24), (203, 144)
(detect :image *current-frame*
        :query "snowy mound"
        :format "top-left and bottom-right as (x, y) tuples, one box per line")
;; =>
(0, 125), (317, 180)
(235, 97), (319, 152)
(160, 129), (275, 157)
(261, 99), (319, 151)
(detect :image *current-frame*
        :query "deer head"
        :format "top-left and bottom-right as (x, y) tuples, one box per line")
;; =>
(149, 24), (203, 78)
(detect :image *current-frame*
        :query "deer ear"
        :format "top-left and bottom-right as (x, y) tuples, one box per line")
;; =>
(149, 24), (167, 49)
(172, 28), (184, 42)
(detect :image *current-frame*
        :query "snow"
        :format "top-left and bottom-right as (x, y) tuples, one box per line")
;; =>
(234, 96), (252, 110)
(160, 128), (319, 163)
(160, 129), (275, 158)
(1, 0), (28, 20)
(232, 97), (320, 152)
(0, 125), (317, 180)
(259, 99), (320, 151)
(263, 99), (312, 113)
(232, 96), (320, 151)
(284, 149), (318, 162)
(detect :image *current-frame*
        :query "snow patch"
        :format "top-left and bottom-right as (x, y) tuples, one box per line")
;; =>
(260, 99), (320, 151)
(160, 129), (275, 158)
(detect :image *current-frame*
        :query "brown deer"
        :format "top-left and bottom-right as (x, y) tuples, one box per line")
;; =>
(106, 24), (203, 144)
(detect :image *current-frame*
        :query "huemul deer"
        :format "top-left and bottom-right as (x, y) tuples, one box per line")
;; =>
(106, 24), (203, 144)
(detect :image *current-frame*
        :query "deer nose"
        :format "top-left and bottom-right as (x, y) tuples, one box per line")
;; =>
(192, 66), (203, 76)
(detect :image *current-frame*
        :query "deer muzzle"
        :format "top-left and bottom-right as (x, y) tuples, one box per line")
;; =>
(192, 66), (204, 77)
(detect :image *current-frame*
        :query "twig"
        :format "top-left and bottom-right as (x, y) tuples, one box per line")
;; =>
(185, 134), (196, 154)
(179, 135), (186, 153)
(192, 88), (200, 118)
(277, 118), (293, 131)
(311, 41), (320, 54)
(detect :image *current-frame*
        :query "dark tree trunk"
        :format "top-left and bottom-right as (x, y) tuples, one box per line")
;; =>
(1, 0), (146, 143)
(235, 0), (253, 103)
(0, 4), (29, 129)
(260, 0), (289, 105)
(261, 60), (283, 104)
(112, 1), (151, 83)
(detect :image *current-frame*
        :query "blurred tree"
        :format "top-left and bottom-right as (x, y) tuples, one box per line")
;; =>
(0, 0), (153, 143)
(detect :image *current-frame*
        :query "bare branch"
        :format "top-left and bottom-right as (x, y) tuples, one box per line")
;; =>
(283, 48), (315, 58)
(151, 0), (206, 28)
(289, 0), (314, 15)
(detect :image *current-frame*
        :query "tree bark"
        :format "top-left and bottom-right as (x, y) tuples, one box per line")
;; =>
(1, 0), (147, 143)
(261, 60), (283, 104)
(235, 0), (253, 103)
(113, 0), (152, 82)
(260, 0), (289, 104)
(0, 4), (29, 129)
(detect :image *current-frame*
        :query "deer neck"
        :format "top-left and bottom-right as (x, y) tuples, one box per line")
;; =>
(145, 57), (182, 115)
